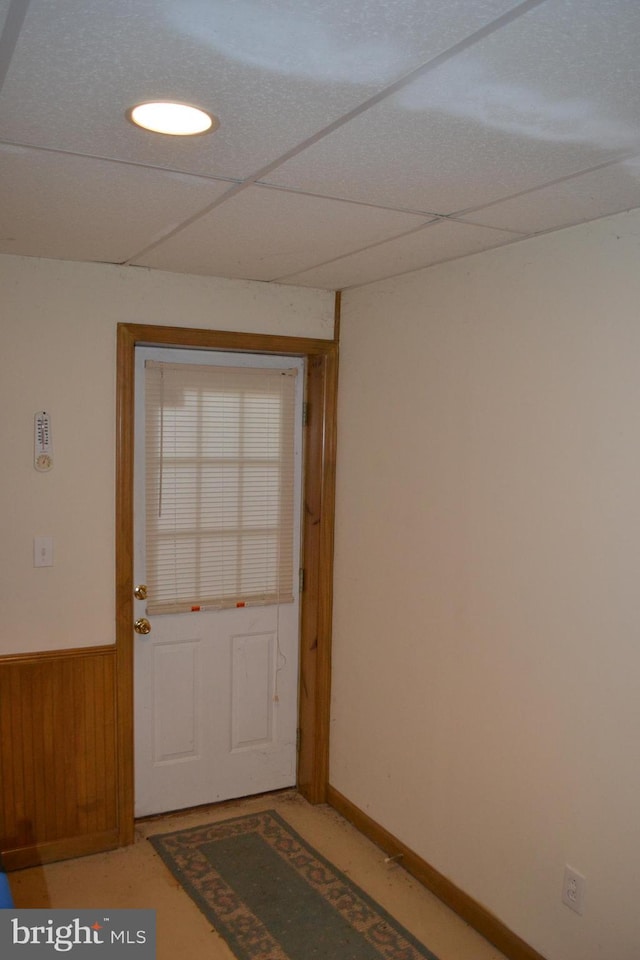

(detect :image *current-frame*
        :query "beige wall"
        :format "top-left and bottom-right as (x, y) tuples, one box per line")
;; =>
(0, 254), (333, 654)
(333, 208), (640, 960)
(4, 206), (640, 958)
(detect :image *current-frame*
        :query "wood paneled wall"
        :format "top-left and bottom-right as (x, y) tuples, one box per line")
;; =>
(0, 646), (120, 869)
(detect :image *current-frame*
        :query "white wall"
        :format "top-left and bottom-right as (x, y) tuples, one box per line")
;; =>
(333, 208), (640, 960)
(0, 254), (333, 654)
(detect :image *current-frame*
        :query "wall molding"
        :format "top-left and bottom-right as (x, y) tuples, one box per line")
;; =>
(327, 785), (547, 960)
(0, 645), (113, 666)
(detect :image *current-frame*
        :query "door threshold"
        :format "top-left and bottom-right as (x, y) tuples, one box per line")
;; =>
(134, 787), (300, 826)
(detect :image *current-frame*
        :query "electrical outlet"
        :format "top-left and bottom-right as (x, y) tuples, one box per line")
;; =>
(34, 536), (53, 568)
(562, 865), (586, 915)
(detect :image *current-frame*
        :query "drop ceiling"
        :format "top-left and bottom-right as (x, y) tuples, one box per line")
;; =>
(1, 0), (640, 290)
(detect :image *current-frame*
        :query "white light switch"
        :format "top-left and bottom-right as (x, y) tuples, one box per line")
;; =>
(34, 536), (53, 567)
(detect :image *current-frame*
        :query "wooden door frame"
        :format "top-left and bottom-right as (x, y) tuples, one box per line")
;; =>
(115, 318), (339, 845)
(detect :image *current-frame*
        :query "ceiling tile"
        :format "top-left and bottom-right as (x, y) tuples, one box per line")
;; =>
(0, 0), (520, 180)
(282, 219), (519, 289)
(132, 185), (433, 280)
(265, 0), (640, 213)
(0, 1), (12, 32)
(0, 144), (229, 262)
(455, 157), (640, 234)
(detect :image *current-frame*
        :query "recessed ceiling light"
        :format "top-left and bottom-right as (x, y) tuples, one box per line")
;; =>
(127, 101), (218, 136)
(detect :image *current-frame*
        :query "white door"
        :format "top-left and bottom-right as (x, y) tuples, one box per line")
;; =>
(133, 347), (303, 817)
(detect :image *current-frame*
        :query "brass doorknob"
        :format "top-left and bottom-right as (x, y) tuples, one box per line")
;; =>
(134, 584), (148, 600)
(134, 617), (151, 635)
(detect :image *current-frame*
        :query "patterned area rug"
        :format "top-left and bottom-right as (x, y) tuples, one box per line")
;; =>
(149, 809), (440, 960)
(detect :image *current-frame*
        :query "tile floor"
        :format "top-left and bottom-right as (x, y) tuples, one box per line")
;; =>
(9, 791), (508, 960)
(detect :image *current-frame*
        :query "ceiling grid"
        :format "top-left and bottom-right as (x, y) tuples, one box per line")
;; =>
(1, 0), (639, 289)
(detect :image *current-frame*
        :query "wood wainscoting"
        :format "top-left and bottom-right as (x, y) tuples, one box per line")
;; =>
(0, 645), (120, 869)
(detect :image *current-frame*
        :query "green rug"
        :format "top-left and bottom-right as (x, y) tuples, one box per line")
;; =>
(149, 809), (440, 960)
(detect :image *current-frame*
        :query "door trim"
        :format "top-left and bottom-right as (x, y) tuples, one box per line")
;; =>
(115, 320), (339, 845)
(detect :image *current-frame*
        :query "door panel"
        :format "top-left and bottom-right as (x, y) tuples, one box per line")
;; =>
(153, 639), (199, 762)
(231, 632), (274, 748)
(133, 347), (303, 817)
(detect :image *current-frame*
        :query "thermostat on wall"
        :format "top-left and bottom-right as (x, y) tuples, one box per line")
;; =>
(34, 411), (53, 471)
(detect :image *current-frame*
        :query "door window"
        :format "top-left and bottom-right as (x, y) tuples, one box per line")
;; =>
(144, 361), (297, 614)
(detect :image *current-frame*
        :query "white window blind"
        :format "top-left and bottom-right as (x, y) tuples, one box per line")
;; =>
(144, 360), (297, 615)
